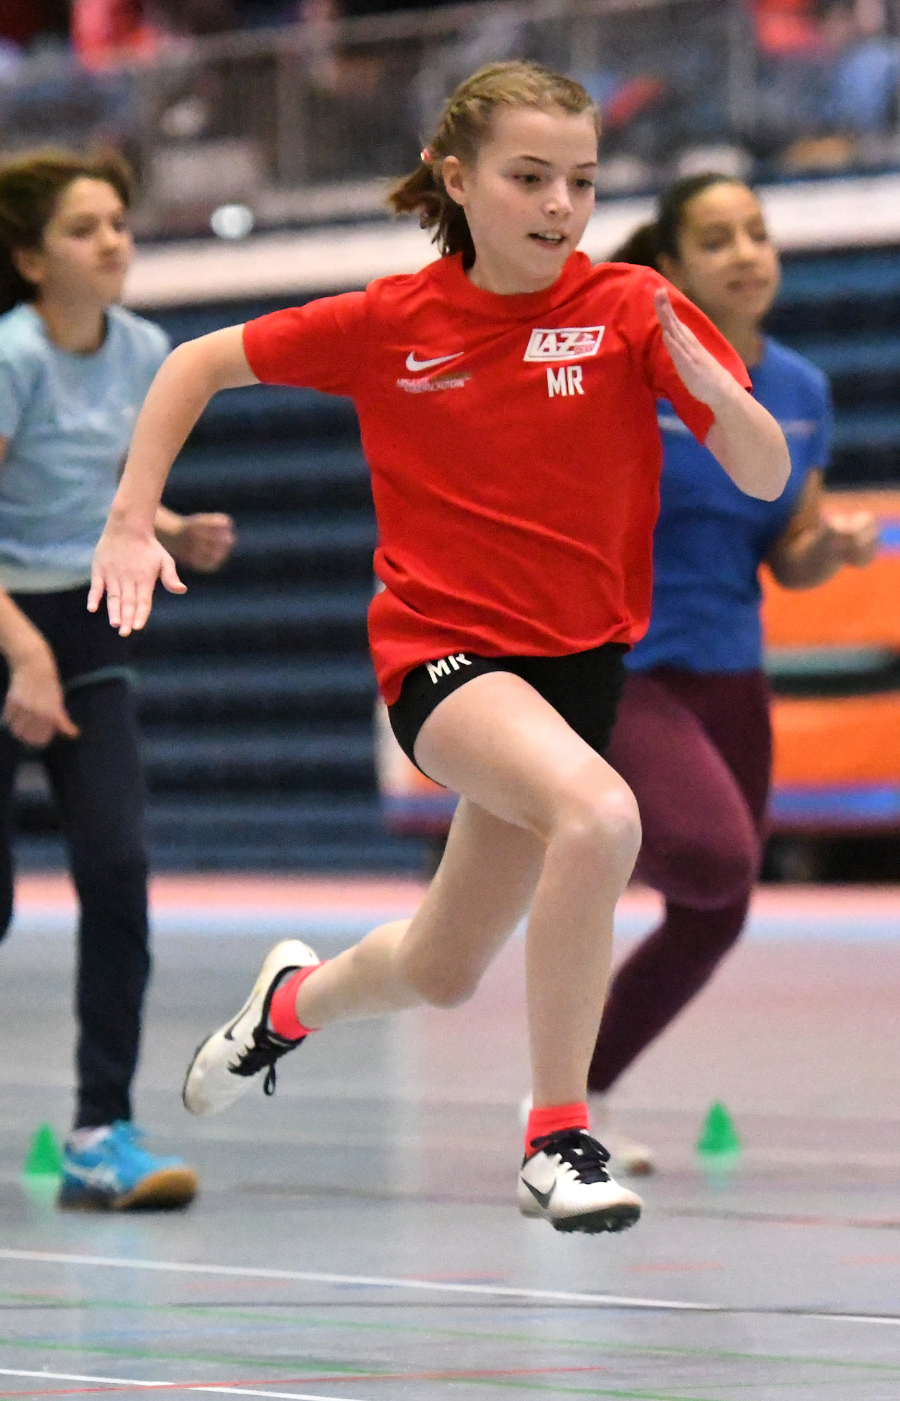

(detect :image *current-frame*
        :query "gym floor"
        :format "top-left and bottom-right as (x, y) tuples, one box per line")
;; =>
(0, 876), (898, 1401)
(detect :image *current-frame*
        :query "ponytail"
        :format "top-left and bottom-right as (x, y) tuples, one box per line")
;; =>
(610, 220), (662, 268)
(0, 148), (133, 315)
(611, 172), (744, 268)
(389, 153), (473, 264)
(388, 60), (599, 262)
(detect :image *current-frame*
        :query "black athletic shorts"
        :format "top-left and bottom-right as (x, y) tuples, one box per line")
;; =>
(387, 642), (628, 777)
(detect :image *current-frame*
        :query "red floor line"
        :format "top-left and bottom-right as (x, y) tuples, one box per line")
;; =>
(0, 1363), (615, 1397)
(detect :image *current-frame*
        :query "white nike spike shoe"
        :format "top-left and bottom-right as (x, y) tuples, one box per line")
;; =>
(518, 1128), (643, 1233)
(183, 939), (320, 1116)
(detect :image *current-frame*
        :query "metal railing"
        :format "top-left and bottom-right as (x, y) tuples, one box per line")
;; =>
(1, 0), (898, 238)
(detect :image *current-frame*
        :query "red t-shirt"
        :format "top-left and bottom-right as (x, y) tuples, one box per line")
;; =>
(243, 252), (750, 704)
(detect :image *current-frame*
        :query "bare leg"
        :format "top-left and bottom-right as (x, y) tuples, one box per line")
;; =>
(296, 672), (640, 1109)
(295, 795), (544, 1024)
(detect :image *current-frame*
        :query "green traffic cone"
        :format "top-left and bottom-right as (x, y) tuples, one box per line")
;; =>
(22, 1123), (63, 1178)
(696, 1101), (741, 1158)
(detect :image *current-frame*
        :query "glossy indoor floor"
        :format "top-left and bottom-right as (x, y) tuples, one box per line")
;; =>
(0, 877), (898, 1400)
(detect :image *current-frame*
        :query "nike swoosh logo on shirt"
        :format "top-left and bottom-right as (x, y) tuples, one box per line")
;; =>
(523, 1178), (554, 1210)
(405, 351), (463, 373)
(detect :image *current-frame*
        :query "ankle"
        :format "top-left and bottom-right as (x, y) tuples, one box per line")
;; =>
(269, 963), (326, 1040)
(525, 1101), (589, 1155)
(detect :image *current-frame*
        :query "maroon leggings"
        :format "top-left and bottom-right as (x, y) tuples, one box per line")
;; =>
(588, 667), (772, 1094)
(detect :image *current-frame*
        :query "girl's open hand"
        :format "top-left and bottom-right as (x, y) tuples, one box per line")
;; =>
(654, 288), (741, 410)
(88, 521), (186, 636)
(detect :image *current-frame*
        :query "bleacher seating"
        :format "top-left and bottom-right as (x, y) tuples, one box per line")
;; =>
(133, 299), (424, 870)
(770, 248), (900, 485)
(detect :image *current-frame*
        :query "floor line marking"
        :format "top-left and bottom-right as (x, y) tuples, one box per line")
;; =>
(0, 1364), (621, 1397)
(6, 1296), (900, 1379)
(0, 1369), (368, 1401)
(0, 1249), (716, 1313)
(0, 1369), (740, 1401)
(1, 1249), (899, 1325)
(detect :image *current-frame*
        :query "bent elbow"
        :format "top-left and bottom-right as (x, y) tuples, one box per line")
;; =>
(754, 449), (791, 502)
(756, 474), (789, 502)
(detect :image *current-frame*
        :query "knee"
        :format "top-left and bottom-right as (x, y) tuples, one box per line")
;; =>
(651, 829), (757, 911)
(398, 944), (482, 1009)
(73, 838), (146, 880)
(553, 784), (642, 879)
(70, 843), (148, 908)
(700, 837), (758, 909)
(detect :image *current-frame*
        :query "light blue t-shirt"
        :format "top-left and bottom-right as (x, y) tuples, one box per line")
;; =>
(0, 302), (169, 591)
(628, 337), (833, 674)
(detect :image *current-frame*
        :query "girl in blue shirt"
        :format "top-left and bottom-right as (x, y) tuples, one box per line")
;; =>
(0, 151), (234, 1208)
(586, 174), (877, 1172)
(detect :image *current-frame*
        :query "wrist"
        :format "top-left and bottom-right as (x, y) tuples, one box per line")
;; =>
(7, 633), (54, 672)
(107, 500), (157, 537)
(706, 377), (745, 418)
(154, 507), (185, 545)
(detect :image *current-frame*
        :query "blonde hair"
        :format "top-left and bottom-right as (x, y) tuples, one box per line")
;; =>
(388, 61), (599, 264)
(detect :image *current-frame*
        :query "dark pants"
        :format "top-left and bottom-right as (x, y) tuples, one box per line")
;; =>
(0, 589), (149, 1129)
(588, 667), (771, 1093)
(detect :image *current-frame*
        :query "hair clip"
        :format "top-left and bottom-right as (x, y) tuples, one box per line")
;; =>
(420, 147), (432, 162)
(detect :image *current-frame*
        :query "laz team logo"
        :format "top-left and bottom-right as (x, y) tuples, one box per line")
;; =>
(523, 326), (605, 363)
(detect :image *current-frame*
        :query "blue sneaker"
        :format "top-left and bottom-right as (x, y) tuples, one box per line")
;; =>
(58, 1122), (197, 1211)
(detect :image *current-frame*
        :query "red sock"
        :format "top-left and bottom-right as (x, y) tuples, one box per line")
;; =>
(269, 963), (326, 1040)
(526, 1101), (589, 1155)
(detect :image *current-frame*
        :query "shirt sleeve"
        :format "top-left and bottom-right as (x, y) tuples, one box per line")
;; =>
(633, 270), (752, 442)
(243, 291), (368, 396)
(148, 321), (171, 369)
(0, 356), (29, 441)
(808, 370), (834, 471)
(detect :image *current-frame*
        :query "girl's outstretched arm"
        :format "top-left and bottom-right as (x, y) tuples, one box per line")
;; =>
(654, 288), (790, 502)
(89, 325), (256, 636)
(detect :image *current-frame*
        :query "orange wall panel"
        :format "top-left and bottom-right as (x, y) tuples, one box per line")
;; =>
(772, 693), (900, 784)
(761, 492), (900, 648)
(761, 555), (900, 648)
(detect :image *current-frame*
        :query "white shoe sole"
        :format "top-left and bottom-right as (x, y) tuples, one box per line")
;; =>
(517, 1180), (643, 1233)
(182, 939), (319, 1117)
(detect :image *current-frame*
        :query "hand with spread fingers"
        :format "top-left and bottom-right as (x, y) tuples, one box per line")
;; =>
(654, 287), (745, 410)
(88, 522), (186, 637)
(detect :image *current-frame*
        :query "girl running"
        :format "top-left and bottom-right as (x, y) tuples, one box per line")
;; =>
(90, 63), (790, 1234)
(585, 174), (877, 1172)
(0, 150), (234, 1209)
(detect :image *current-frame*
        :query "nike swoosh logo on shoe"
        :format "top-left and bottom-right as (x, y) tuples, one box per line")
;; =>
(405, 352), (463, 372)
(523, 1178), (554, 1210)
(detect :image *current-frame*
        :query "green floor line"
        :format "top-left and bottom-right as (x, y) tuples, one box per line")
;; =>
(0, 1332), (387, 1380)
(0, 1339), (738, 1401)
(0, 1323), (889, 1400)
(0, 1326), (889, 1401)
(1, 1291), (899, 1379)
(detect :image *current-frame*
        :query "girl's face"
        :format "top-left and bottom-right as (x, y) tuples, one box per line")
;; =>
(16, 177), (133, 308)
(658, 183), (780, 329)
(443, 105), (598, 294)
